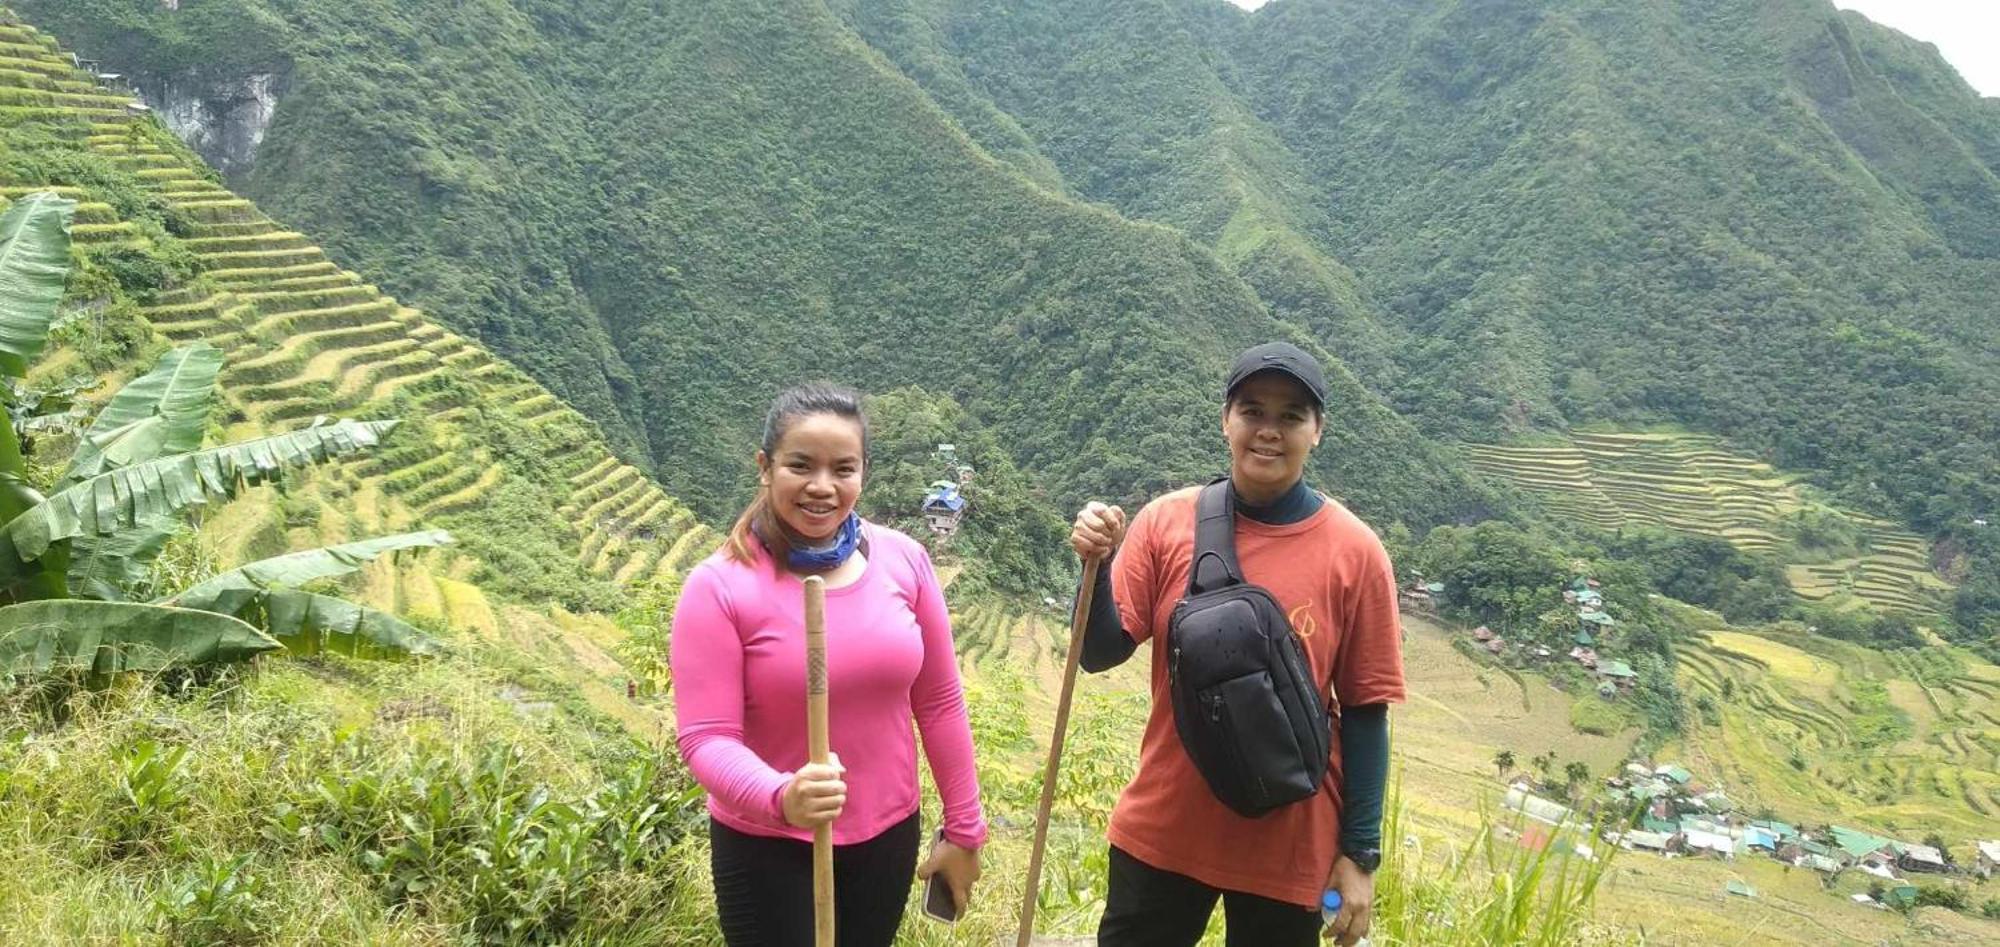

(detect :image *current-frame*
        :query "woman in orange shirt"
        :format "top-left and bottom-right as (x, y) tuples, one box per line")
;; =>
(1068, 342), (1404, 947)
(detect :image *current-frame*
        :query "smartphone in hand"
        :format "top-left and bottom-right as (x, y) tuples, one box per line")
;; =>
(921, 830), (961, 923)
(923, 870), (960, 923)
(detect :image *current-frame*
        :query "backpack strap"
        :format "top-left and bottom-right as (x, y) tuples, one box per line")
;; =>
(1188, 478), (1243, 595)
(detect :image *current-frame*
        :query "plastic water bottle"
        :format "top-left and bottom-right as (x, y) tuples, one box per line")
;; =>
(1321, 890), (1373, 946)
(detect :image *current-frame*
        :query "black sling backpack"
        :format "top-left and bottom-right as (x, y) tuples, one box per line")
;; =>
(1166, 479), (1334, 818)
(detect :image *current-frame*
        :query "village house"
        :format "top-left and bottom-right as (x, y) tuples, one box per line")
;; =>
(1741, 825), (1780, 853)
(1882, 883), (1920, 910)
(1830, 826), (1904, 878)
(1682, 828), (1736, 859)
(1610, 828), (1683, 855)
(1977, 839), (2000, 880)
(1897, 843), (1947, 874)
(1504, 786), (1573, 827)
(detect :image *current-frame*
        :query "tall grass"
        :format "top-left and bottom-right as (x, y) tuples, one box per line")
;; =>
(1371, 779), (1635, 947)
(0, 650), (714, 946)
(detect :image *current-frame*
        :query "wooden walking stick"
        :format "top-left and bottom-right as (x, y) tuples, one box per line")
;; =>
(804, 575), (834, 947)
(1015, 555), (1102, 947)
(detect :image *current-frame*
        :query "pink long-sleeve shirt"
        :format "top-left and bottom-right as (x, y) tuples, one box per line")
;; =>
(670, 521), (988, 848)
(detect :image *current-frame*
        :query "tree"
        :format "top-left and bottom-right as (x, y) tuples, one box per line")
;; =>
(1530, 751), (1555, 783)
(1563, 761), (1592, 799)
(0, 191), (444, 678)
(1492, 748), (1516, 779)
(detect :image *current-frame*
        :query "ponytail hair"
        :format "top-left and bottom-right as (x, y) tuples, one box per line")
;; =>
(725, 382), (870, 566)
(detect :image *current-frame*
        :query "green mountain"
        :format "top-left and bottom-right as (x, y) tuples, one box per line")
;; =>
(21, 0), (1998, 644)
(835, 0), (2000, 644)
(14, 0), (1488, 540)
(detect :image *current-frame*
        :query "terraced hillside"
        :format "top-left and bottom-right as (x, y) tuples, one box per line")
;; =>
(0, 17), (716, 603)
(1670, 628), (2000, 840)
(1470, 432), (1953, 614)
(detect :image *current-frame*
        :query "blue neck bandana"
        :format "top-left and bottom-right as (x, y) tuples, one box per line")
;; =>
(786, 510), (862, 571)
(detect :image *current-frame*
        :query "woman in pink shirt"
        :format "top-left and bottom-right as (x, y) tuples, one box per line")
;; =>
(671, 382), (987, 946)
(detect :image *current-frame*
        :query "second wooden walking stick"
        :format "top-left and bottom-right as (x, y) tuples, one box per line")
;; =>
(1015, 555), (1102, 947)
(804, 575), (834, 947)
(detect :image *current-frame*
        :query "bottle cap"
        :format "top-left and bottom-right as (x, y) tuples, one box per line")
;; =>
(1321, 890), (1342, 912)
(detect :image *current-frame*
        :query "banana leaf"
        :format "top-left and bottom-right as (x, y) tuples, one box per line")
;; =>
(0, 471), (63, 603)
(60, 343), (224, 489)
(167, 529), (452, 616)
(250, 588), (444, 659)
(0, 417), (399, 566)
(0, 600), (279, 679)
(68, 516), (178, 602)
(0, 191), (75, 379)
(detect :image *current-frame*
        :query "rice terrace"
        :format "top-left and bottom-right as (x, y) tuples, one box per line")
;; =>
(1, 1), (1999, 945)
(1470, 432), (1955, 615)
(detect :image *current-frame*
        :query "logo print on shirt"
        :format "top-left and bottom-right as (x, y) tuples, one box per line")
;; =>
(1288, 601), (1318, 638)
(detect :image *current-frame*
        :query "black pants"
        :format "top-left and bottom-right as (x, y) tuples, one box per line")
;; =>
(709, 811), (920, 947)
(1097, 845), (1322, 947)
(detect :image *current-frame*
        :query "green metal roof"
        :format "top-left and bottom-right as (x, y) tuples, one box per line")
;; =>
(1599, 660), (1638, 678)
(1830, 825), (1900, 859)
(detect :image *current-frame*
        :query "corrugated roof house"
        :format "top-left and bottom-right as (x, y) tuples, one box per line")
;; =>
(1830, 826), (1901, 861)
(1504, 787), (1573, 826)
(1683, 829), (1736, 858)
(1898, 844), (1947, 873)
(1616, 830), (1680, 853)
(1977, 839), (2000, 879)
(1883, 884), (1919, 909)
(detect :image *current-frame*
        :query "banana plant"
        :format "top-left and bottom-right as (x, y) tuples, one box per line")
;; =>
(0, 190), (450, 678)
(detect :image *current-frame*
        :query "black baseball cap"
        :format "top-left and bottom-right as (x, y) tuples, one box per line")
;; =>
(1223, 342), (1328, 409)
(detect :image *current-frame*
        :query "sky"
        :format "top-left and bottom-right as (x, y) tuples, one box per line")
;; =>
(1225, 0), (1997, 97)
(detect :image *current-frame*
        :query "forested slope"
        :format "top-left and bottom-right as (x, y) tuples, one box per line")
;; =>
(23, 0), (1999, 641)
(830, 0), (2000, 641)
(15, 0), (1488, 534)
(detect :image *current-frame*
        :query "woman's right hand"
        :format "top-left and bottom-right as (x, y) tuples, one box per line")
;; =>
(781, 752), (846, 829)
(1070, 501), (1127, 560)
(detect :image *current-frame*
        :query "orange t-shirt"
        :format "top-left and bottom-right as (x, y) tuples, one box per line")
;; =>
(1106, 486), (1405, 907)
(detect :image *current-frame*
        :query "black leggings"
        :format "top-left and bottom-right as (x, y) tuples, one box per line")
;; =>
(1097, 845), (1322, 947)
(709, 812), (920, 947)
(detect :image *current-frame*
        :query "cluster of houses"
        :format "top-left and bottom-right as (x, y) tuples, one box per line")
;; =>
(1503, 761), (1999, 910)
(1422, 573), (1643, 694)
